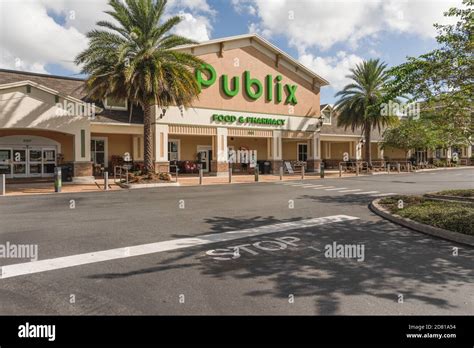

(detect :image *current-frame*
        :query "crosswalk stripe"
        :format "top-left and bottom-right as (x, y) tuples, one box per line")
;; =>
(325, 187), (347, 191)
(0, 215), (360, 279)
(353, 191), (380, 195)
(312, 186), (335, 190)
(338, 189), (362, 193)
(370, 193), (397, 197)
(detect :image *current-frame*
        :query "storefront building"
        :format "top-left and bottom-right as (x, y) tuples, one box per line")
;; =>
(0, 34), (471, 181)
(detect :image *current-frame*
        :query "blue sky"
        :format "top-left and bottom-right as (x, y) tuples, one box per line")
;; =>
(0, 0), (463, 103)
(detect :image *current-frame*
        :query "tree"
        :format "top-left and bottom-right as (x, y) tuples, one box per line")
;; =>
(76, 0), (203, 173)
(387, 0), (473, 148)
(335, 59), (396, 166)
(382, 118), (437, 159)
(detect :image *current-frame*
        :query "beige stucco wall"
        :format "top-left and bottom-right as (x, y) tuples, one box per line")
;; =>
(0, 85), (91, 162)
(228, 137), (268, 160)
(0, 129), (74, 161)
(191, 46), (320, 118)
(168, 134), (212, 161)
(330, 142), (351, 160)
(92, 133), (133, 163)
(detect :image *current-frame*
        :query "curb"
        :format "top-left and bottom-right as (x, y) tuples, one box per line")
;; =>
(369, 198), (474, 247)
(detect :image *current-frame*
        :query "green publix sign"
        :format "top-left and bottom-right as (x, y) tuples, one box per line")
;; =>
(195, 64), (298, 105)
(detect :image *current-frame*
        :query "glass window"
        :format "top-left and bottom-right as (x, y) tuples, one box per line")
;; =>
(298, 144), (308, 162)
(91, 139), (106, 166)
(105, 97), (127, 110)
(168, 140), (179, 161)
(322, 110), (331, 124)
(43, 150), (56, 162)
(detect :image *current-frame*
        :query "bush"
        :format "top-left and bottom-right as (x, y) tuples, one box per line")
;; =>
(436, 189), (474, 197)
(379, 195), (474, 235)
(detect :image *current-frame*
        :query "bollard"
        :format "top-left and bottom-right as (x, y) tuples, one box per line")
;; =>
(301, 165), (305, 180)
(104, 171), (109, 191)
(279, 166), (283, 181)
(339, 164), (342, 177)
(228, 167), (232, 183)
(0, 174), (5, 196)
(397, 163), (400, 173)
(255, 168), (259, 182)
(387, 163), (390, 174)
(356, 163), (359, 176)
(176, 168), (179, 183)
(54, 166), (62, 193)
(320, 163), (325, 178)
(199, 168), (203, 185)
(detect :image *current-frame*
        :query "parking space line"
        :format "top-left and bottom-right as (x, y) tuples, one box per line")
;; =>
(352, 191), (380, 195)
(325, 187), (348, 191)
(312, 186), (335, 190)
(338, 189), (362, 193)
(370, 193), (397, 197)
(0, 215), (360, 279)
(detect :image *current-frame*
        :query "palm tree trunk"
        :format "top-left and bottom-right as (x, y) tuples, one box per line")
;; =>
(143, 103), (154, 174)
(364, 124), (372, 167)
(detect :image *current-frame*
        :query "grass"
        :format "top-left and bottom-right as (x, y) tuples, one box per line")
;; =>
(435, 189), (474, 198)
(379, 195), (474, 236)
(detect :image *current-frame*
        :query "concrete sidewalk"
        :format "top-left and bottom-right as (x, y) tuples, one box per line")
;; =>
(2, 173), (343, 196)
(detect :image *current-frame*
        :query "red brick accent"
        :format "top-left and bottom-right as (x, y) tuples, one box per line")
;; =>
(73, 162), (93, 177)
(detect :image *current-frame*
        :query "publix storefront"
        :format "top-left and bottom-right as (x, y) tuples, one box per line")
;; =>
(3, 34), (398, 181)
(153, 34), (333, 176)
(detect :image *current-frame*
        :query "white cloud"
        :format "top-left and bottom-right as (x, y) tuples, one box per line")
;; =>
(0, 0), (214, 74)
(235, 0), (463, 52)
(174, 12), (211, 42)
(300, 51), (364, 90)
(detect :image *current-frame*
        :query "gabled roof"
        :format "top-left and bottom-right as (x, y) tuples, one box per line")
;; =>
(0, 80), (100, 111)
(174, 34), (330, 87)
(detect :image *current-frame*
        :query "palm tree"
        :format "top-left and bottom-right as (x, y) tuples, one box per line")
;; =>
(334, 59), (394, 167)
(76, 0), (203, 173)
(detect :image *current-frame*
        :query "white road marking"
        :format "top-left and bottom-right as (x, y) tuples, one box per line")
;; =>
(0, 215), (359, 279)
(325, 187), (348, 191)
(338, 189), (362, 193)
(352, 191), (380, 195)
(312, 186), (335, 190)
(370, 193), (397, 197)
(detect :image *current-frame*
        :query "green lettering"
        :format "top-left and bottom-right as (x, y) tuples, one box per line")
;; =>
(222, 75), (239, 97)
(196, 64), (216, 92)
(244, 71), (263, 100)
(285, 85), (298, 104)
(276, 75), (283, 103)
(266, 75), (273, 101)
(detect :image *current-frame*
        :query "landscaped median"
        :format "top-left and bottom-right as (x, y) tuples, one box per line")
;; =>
(370, 192), (474, 246)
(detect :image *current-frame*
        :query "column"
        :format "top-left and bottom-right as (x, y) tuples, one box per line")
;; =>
(270, 130), (283, 173)
(377, 143), (384, 160)
(356, 141), (362, 161)
(307, 132), (321, 172)
(211, 127), (228, 176)
(154, 124), (169, 173)
(133, 136), (144, 162)
(72, 127), (94, 183)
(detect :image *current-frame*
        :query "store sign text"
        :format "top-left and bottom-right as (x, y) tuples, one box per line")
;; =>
(196, 64), (298, 105)
(212, 114), (285, 126)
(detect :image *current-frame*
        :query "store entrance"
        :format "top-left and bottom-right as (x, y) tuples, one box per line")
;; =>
(0, 146), (57, 178)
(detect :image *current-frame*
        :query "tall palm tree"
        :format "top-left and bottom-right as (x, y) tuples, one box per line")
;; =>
(334, 59), (394, 167)
(76, 0), (203, 173)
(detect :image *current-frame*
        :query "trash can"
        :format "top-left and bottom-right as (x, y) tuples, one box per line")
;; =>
(263, 161), (271, 174)
(257, 160), (265, 174)
(61, 164), (73, 182)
